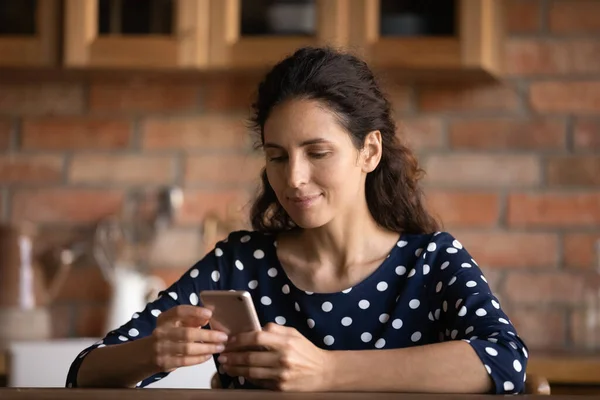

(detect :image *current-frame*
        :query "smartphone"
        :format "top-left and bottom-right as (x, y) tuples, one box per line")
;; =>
(199, 290), (262, 336)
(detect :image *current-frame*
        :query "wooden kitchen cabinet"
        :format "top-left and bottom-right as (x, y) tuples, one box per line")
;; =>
(63, 0), (211, 68)
(208, 0), (350, 69)
(0, 0), (504, 78)
(348, 0), (504, 76)
(0, 0), (60, 67)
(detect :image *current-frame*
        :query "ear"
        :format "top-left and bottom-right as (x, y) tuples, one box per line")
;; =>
(361, 130), (383, 173)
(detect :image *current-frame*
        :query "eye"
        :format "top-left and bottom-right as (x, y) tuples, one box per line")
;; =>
(268, 155), (287, 163)
(309, 152), (330, 159)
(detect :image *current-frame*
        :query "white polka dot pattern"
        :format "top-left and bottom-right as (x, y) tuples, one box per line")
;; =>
(65, 231), (528, 394)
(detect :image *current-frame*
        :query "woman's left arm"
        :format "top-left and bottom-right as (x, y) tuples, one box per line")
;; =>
(327, 340), (492, 393)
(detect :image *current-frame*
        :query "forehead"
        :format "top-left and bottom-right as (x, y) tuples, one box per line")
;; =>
(263, 98), (350, 145)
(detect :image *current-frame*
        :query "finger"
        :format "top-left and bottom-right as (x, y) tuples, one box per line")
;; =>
(160, 341), (225, 357)
(247, 378), (274, 389)
(157, 327), (228, 344)
(264, 322), (302, 337)
(219, 351), (280, 368)
(227, 330), (288, 352)
(222, 365), (280, 381)
(156, 354), (213, 372)
(157, 305), (212, 327)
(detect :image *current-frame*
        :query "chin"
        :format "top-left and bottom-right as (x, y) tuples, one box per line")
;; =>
(287, 211), (330, 230)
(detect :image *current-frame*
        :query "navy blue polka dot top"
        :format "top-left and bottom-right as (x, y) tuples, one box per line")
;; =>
(67, 230), (529, 394)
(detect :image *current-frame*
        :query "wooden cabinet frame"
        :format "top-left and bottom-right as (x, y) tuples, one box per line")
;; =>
(64, 0), (211, 68)
(0, 0), (60, 67)
(348, 0), (504, 75)
(208, 0), (350, 69)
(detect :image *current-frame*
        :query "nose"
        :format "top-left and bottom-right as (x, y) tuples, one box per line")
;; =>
(286, 155), (308, 189)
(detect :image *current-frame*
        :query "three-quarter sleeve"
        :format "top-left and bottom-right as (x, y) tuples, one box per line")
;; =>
(65, 238), (231, 388)
(429, 233), (529, 394)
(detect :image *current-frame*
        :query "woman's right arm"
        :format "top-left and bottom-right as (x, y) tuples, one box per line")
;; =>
(75, 306), (228, 388)
(66, 237), (235, 389)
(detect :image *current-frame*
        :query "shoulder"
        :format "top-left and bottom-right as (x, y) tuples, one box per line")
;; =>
(426, 231), (471, 255)
(399, 231), (478, 270)
(212, 229), (276, 257)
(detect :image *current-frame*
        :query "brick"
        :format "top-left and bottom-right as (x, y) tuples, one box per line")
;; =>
(508, 192), (600, 228)
(90, 82), (199, 113)
(547, 156), (600, 186)
(55, 266), (110, 302)
(505, 0), (542, 33)
(21, 117), (131, 150)
(456, 231), (559, 269)
(0, 118), (12, 150)
(201, 77), (257, 112)
(0, 155), (63, 183)
(504, 40), (600, 75)
(479, 268), (503, 296)
(570, 309), (600, 349)
(449, 118), (565, 150)
(75, 304), (108, 338)
(185, 154), (264, 185)
(178, 189), (252, 226)
(69, 155), (173, 185)
(11, 189), (123, 224)
(398, 117), (444, 151)
(504, 272), (585, 306)
(564, 233), (600, 270)
(423, 154), (541, 187)
(574, 119), (600, 151)
(0, 83), (84, 114)
(388, 85), (413, 114)
(142, 116), (251, 150)
(417, 84), (519, 113)
(549, 0), (600, 34)
(505, 307), (566, 350)
(425, 190), (500, 228)
(530, 81), (600, 114)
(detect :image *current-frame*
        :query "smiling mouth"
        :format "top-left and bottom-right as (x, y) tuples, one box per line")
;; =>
(288, 194), (321, 208)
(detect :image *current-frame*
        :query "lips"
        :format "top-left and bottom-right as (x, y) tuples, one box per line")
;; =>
(289, 194), (320, 202)
(287, 194), (321, 208)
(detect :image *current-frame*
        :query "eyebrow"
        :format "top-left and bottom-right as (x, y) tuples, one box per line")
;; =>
(263, 138), (332, 149)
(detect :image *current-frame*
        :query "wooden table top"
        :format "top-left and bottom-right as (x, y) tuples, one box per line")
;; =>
(0, 388), (590, 400)
(527, 351), (600, 384)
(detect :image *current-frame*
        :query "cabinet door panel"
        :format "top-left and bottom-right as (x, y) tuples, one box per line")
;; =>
(0, 0), (59, 67)
(209, 0), (349, 69)
(64, 0), (210, 69)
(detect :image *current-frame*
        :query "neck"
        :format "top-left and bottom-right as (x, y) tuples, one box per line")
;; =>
(297, 197), (398, 274)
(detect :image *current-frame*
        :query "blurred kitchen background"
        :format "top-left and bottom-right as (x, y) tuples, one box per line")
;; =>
(0, 0), (599, 394)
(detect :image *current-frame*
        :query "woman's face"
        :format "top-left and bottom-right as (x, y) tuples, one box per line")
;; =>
(263, 98), (379, 229)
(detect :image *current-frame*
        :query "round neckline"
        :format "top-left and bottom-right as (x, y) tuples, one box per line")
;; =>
(268, 232), (404, 297)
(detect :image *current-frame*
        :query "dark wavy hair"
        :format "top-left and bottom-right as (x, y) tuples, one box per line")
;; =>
(248, 46), (440, 235)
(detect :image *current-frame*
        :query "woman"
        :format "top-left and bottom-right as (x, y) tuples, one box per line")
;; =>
(67, 46), (528, 394)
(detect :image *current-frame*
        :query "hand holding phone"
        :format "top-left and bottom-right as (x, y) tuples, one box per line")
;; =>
(199, 290), (262, 336)
(149, 304), (228, 372)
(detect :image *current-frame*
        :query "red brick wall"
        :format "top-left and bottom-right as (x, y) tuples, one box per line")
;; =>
(1, 0), (599, 350)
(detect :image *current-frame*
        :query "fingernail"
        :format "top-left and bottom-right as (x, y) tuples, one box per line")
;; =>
(199, 308), (212, 318)
(217, 333), (229, 342)
(216, 344), (225, 353)
(218, 355), (227, 363)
